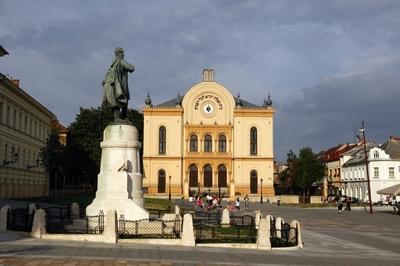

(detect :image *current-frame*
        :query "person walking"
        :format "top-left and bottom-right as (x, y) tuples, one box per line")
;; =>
(337, 197), (343, 213)
(235, 197), (240, 211)
(244, 194), (249, 210)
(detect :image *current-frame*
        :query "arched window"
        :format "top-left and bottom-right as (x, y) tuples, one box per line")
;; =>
(204, 134), (212, 152)
(190, 134), (198, 152)
(250, 170), (258, 194)
(159, 126), (166, 154)
(218, 135), (226, 153)
(189, 164), (198, 187)
(250, 127), (257, 155)
(203, 165), (212, 187)
(158, 169), (166, 193)
(218, 165), (227, 187)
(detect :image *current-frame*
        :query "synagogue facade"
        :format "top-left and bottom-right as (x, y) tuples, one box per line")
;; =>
(143, 69), (274, 200)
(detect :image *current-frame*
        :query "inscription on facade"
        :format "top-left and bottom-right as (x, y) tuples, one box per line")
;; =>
(194, 94), (223, 110)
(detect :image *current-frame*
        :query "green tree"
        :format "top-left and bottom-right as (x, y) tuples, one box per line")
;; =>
(40, 129), (65, 190)
(279, 150), (297, 193)
(292, 147), (325, 203)
(68, 106), (143, 193)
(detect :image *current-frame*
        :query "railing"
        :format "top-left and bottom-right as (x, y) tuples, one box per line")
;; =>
(147, 207), (171, 219)
(40, 206), (71, 218)
(229, 214), (255, 226)
(46, 211), (104, 234)
(118, 215), (182, 239)
(192, 210), (221, 225)
(6, 208), (34, 232)
(194, 220), (257, 244)
(270, 221), (298, 247)
(270, 216), (276, 237)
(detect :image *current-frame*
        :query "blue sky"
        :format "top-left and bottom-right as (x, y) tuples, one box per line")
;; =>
(1, 0), (399, 161)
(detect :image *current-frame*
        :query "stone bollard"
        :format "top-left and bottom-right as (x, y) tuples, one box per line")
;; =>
(254, 210), (262, 229)
(28, 203), (37, 215)
(276, 217), (284, 239)
(290, 220), (303, 248)
(31, 209), (46, 238)
(175, 205), (180, 215)
(257, 218), (271, 250)
(221, 208), (230, 227)
(0, 205), (10, 232)
(181, 213), (195, 246)
(104, 210), (117, 243)
(71, 202), (80, 218)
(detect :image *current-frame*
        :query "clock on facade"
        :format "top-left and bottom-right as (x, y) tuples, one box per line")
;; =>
(200, 101), (217, 117)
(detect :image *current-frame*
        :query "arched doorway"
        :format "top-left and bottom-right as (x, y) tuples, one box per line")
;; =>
(203, 165), (212, 187)
(158, 169), (166, 193)
(189, 164), (198, 187)
(218, 165), (227, 187)
(250, 170), (258, 194)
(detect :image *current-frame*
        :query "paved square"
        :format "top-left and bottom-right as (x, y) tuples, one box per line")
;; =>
(1, 202), (400, 265)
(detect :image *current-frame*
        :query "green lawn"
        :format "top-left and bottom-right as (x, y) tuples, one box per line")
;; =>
(15, 195), (173, 211)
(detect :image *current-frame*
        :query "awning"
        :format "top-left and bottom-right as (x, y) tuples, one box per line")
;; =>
(376, 184), (400, 196)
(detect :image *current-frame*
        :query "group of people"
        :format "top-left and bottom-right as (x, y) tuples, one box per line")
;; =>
(337, 196), (352, 213)
(189, 194), (223, 210)
(188, 193), (251, 211)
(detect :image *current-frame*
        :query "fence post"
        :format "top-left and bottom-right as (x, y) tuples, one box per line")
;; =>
(290, 220), (303, 248)
(0, 205), (10, 232)
(181, 213), (195, 246)
(254, 210), (261, 229)
(257, 218), (271, 250)
(221, 208), (230, 227)
(28, 203), (37, 215)
(104, 210), (117, 243)
(275, 217), (284, 239)
(31, 209), (46, 238)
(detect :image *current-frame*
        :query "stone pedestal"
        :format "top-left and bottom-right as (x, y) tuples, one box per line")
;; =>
(86, 123), (149, 220)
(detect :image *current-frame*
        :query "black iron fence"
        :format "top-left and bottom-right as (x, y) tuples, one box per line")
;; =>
(46, 211), (104, 234)
(6, 208), (34, 232)
(192, 210), (221, 225)
(270, 221), (298, 247)
(194, 220), (257, 244)
(118, 215), (182, 239)
(147, 207), (171, 219)
(40, 206), (71, 219)
(229, 214), (255, 226)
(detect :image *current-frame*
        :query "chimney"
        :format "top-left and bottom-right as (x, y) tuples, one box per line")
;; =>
(11, 79), (20, 87)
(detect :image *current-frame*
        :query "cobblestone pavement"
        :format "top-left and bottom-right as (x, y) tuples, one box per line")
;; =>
(1, 201), (400, 265)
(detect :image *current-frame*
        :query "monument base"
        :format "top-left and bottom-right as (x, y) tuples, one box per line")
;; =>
(86, 198), (148, 220)
(86, 123), (149, 221)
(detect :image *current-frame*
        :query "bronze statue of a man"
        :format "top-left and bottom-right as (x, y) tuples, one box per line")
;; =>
(102, 47), (135, 120)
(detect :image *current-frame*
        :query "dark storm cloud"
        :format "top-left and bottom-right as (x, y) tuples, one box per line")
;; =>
(0, 0), (399, 161)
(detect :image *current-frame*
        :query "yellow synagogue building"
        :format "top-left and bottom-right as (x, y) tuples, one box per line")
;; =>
(143, 69), (275, 200)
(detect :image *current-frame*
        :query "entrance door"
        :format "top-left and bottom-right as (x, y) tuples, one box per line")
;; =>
(218, 165), (227, 187)
(250, 170), (258, 194)
(204, 165), (212, 187)
(189, 165), (198, 187)
(158, 169), (166, 193)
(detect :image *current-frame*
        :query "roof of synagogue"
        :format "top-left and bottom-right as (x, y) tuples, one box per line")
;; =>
(155, 95), (259, 108)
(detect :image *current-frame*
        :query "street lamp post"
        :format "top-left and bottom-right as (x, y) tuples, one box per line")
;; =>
(360, 121), (373, 214)
(260, 178), (263, 204)
(168, 175), (172, 201)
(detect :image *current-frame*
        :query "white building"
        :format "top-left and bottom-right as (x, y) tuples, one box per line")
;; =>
(341, 137), (400, 203)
